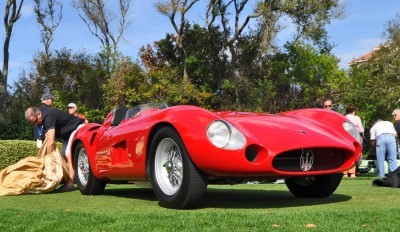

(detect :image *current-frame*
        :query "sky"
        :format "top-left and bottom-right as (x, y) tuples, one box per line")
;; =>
(1, 0), (400, 87)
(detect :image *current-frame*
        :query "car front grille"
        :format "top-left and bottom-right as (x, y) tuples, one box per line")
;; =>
(272, 148), (347, 172)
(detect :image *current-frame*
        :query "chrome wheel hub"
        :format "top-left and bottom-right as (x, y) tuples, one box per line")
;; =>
(155, 138), (183, 196)
(77, 148), (89, 186)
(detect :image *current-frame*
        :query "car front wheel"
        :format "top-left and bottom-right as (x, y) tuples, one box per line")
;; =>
(285, 173), (343, 198)
(74, 143), (106, 195)
(149, 127), (207, 209)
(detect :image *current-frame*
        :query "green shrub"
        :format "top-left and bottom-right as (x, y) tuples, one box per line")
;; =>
(0, 140), (62, 170)
(0, 140), (39, 170)
(0, 120), (34, 140)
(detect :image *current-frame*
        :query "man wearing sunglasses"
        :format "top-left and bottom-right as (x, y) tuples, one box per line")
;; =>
(323, 99), (333, 110)
(25, 106), (85, 192)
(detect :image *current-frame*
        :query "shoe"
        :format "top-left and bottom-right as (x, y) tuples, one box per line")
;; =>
(350, 174), (356, 178)
(56, 184), (75, 193)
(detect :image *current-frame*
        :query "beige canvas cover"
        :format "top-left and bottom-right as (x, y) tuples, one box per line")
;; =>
(0, 139), (69, 196)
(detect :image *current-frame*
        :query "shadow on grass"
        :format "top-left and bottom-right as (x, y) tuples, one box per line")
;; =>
(99, 185), (351, 209)
(103, 187), (158, 202)
(201, 188), (351, 209)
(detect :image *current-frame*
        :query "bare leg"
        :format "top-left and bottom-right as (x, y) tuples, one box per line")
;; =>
(66, 155), (75, 187)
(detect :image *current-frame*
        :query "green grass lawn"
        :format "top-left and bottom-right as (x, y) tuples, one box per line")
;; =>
(0, 177), (399, 231)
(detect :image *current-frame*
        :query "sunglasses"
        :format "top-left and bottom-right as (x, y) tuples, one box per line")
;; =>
(324, 105), (332, 108)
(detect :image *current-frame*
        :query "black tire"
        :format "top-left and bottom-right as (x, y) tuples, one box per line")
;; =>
(285, 173), (343, 198)
(149, 127), (208, 209)
(74, 143), (106, 195)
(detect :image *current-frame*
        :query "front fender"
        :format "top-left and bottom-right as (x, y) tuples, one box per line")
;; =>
(71, 123), (103, 176)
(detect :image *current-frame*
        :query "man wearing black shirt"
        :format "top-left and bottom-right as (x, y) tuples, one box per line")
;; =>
(25, 106), (85, 192)
(34, 93), (55, 144)
(40, 93), (55, 109)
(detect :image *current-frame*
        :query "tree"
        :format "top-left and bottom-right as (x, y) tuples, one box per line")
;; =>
(277, 41), (346, 110)
(284, 0), (344, 53)
(0, 0), (24, 122)
(3, 70), (39, 139)
(34, 0), (63, 60)
(139, 29), (213, 107)
(9, 48), (109, 122)
(155, 0), (199, 81)
(203, 0), (343, 109)
(72, 0), (131, 70)
(343, 13), (400, 127)
(206, 0), (264, 67)
(103, 58), (150, 107)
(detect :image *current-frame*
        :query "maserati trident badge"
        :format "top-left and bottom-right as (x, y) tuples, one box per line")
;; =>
(300, 149), (314, 171)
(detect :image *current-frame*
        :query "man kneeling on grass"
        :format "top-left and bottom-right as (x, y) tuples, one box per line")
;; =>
(25, 106), (85, 192)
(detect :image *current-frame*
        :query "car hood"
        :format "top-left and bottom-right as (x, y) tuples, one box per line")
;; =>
(217, 112), (355, 153)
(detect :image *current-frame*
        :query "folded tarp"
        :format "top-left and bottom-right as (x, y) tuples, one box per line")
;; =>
(0, 139), (68, 196)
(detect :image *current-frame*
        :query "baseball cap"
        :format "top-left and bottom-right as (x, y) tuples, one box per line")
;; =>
(67, 103), (77, 109)
(41, 93), (55, 100)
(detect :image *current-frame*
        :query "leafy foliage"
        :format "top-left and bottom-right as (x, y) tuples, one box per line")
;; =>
(0, 140), (38, 169)
(343, 13), (400, 128)
(277, 41), (346, 110)
(1, 1), (378, 140)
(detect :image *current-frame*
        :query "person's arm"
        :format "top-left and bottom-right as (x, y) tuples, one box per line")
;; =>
(46, 128), (56, 153)
(370, 126), (376, 146)
(390, 124), (397, 136)
(394, 122), (400, 138)
(356, 116), (364, 133)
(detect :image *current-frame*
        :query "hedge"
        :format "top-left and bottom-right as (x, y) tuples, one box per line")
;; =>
(0, 140), (63, 170)
(0, 140), (39, 170)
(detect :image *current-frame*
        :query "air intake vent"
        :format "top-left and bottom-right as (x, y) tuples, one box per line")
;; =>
(272, 148), (347, 172)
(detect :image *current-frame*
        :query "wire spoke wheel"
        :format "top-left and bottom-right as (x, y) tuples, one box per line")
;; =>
(77, 148), (89, 187)
(154, 138), (183, 196)
(150, 127), (207, 209)
(74, 143), (106, 195)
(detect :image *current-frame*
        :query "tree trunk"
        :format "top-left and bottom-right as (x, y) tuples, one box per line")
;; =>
(1, 18), (12, 122)
(1, 0), (25, 122)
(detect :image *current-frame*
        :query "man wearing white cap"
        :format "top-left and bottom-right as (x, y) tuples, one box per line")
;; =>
(67, 103), (88, 123)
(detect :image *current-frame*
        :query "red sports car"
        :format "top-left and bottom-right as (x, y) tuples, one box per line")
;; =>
(71, 103), (362, 209)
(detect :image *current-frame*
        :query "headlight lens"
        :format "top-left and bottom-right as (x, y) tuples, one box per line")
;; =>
(207, 120), (246, 149)
(207, 121), (230, 148)
(343, 121), (361, 142)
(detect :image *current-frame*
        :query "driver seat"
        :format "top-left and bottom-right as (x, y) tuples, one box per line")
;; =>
(111, 106), (128, 126)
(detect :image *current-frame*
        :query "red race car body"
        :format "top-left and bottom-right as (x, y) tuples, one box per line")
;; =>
(71, 103), (362, 209)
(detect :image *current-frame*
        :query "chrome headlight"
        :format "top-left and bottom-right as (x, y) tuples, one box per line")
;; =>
(207, 120), (246, 150)
(343, 121), (361, 142)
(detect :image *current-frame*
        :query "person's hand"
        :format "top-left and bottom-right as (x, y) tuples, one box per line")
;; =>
(370, 140), (376, 147)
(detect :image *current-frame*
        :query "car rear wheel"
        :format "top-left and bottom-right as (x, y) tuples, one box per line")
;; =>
(74, 143), (106, 195)
(285, 173), (343, 198)
(149, 127), (207, 209)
